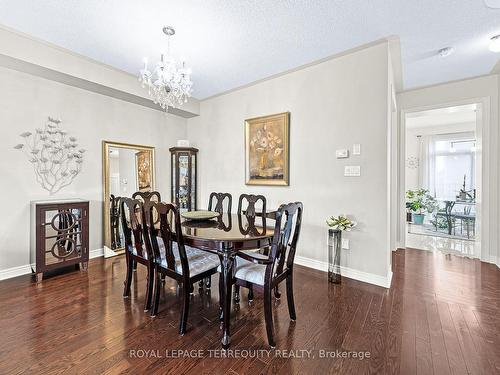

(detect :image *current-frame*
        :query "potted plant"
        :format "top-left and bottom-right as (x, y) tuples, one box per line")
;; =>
(406, 189), (437, 225)
(326, 215), (357, 284)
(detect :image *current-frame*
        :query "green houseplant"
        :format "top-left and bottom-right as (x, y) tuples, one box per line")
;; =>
(406, 189), (437, 224)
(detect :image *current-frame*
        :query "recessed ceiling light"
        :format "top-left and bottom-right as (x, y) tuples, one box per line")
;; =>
(489, 35), (500, 52)
(484, 0), (500, 9)
(438, 47), (454, 57)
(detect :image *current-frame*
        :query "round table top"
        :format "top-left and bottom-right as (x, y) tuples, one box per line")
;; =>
(180, 213), (274, 242)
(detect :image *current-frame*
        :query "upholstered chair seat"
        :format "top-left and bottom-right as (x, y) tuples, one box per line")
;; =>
(163, 243), (220, 278)
(218, 251), (268, 285)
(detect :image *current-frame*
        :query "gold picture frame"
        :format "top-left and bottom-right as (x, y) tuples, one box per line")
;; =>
(245, 112), (290, 185)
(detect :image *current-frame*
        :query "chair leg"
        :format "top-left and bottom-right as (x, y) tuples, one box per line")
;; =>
(248, 286), (254, 302)
(151, 271), (161, 317)
(198, 280), (204, 289)
(218, 274), (224, 321)
(133, 260), (138, 271)
(205, 276), (211, 289)
(144, 265), (154, 312)
(189, 283), (194, 295)
(286, 275), (296, 321)
(123, 256), (133, 298)
(179, 281), (190, 335)
(234, 285), (240, 303)
(274, 286), (281, 299)
(264, 286), (276, 348)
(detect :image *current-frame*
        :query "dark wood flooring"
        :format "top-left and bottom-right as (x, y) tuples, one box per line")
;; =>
(0, 248), (499, 374)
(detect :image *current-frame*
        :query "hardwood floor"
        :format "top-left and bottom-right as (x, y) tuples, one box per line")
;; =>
(0, 248), (499, 374)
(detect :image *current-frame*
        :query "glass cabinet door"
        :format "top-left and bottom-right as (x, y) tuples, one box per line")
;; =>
(170, 147), (198, 212)
(42, 207), (85, 265)
(190, 153), (196, 210)
(178, 153), (190, 211)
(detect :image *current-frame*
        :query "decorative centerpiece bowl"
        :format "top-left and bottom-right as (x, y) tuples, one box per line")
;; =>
(181, 210), (220, 221)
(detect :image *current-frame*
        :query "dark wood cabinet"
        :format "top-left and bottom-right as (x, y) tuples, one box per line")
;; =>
(170, 147), (198, 212)
(30, 199), (89, 282)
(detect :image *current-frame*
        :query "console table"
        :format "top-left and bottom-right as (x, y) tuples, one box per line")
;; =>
(30, 199), (89, 282)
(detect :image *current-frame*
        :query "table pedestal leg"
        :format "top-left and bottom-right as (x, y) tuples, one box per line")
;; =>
(219, 248), (234, 349)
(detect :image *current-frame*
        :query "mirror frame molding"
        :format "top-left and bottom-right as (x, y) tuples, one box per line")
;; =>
(102, 140), (156, 255)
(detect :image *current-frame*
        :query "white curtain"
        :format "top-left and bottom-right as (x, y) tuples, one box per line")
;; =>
(418, 135), (436, 196)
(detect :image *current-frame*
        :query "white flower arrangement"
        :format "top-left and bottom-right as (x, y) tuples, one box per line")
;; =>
(326, 214), (357, 231)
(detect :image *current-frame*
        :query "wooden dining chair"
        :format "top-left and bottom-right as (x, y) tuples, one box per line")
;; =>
(132, 191), (161, 204)
(120, 197), (155, 312)
(231, 202), (303, 347)
(131, 191), (162, 270)
(110, 194), (122, 249)
(208, 192), (232, 214)
(144, 201), (220, 335)
(237, 194), (267, 217)
(235, 194), (267, 303)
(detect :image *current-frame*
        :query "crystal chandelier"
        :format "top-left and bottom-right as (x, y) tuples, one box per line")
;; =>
(139, 26), (193, 110)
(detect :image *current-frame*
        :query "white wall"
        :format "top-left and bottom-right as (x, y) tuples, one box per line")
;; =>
(0, 66), (187, 273)
(187, 42), (393, 286)
(398, 75), (499, 266)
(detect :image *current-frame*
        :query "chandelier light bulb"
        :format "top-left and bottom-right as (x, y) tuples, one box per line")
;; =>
(489, 35), (500, 53)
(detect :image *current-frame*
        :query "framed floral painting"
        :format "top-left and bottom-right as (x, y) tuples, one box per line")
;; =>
(135, 150), (153, 192)
(245, 112), (290, 185)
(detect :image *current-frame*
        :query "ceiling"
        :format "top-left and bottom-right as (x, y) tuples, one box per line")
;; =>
(406, 104), (477, 128)
(0, 0), (499, 99)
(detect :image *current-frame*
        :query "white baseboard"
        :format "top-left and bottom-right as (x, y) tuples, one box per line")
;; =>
(0, 264), (33, 281)
(294, 255), (393, 289)
(0, 248), (104, 281)
(90, 248), (104, 259)
(489, 255), (500, 269)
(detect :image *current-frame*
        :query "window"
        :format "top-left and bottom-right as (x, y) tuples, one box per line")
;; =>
(432, 137), (475, 200)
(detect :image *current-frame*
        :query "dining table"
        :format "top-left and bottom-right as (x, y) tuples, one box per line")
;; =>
(180, 212), (275, 348)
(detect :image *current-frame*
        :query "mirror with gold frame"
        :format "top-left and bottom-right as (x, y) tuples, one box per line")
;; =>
(102, 141), (155, 257)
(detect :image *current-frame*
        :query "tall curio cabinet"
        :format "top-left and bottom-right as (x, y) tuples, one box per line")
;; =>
(170, 147), (198, 212)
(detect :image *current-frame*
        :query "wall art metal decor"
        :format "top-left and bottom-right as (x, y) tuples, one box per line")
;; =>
(245, 112), (290, 186)
(14, 117), (85, 195)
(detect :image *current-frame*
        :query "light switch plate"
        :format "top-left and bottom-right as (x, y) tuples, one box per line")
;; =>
(341, 238), (350, 250)
(352, 144), (361, 155)
(335, 149), (349, 159)
(344, 165), (361, 177)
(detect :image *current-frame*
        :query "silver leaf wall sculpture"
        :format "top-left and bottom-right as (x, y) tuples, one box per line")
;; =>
(14, 117), (85, 195)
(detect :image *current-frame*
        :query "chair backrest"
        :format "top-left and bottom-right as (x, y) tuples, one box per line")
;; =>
(144, 201), (190, 277)
(238, 213), (267, 236)
(133, 191), (161, 225)
(268, 202), (303, 279)
(237, 194), (266, 217)
(120, 197), (152, 261)
(208, 192), (232, 214)
(132, 191), (161, 204)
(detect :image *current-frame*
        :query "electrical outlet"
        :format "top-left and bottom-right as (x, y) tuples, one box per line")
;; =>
(341, 238), (350, 250)
(344, 165), (361, 177)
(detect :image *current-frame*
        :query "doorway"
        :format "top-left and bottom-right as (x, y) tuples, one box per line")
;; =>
(402, 103), (482, 258)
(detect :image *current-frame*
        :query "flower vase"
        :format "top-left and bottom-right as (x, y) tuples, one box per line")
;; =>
(328, 229), (342, 284)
